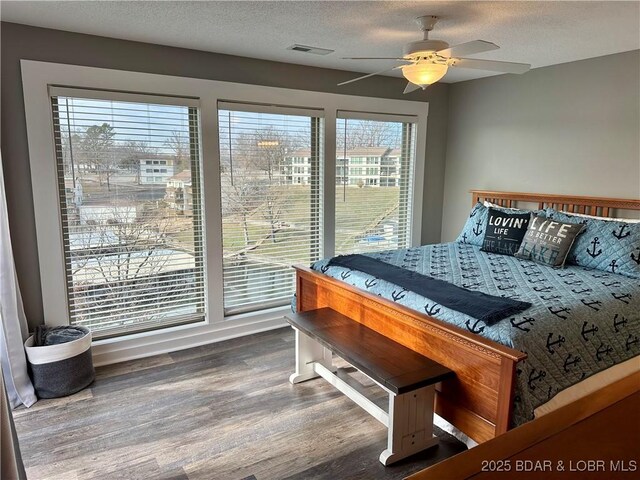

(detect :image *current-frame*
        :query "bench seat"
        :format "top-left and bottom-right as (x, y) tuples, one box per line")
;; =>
(286, 307), (455, 465)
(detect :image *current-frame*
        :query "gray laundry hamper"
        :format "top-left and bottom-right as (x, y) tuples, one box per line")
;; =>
(24, 326), (95, 398)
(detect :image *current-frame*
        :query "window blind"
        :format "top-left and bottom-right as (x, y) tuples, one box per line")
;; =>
(335, 116), (416, 255)
(51, 94), (206, 338)
(218, 106), (322, 315)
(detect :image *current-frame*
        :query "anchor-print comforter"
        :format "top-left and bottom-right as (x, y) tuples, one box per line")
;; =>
(311, 243), (640, 427)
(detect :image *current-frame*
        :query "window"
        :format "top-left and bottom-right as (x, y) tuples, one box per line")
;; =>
(218, 104), (323, 314)
(50, 91), (205, 337)
(23, 61), (427, 347)
(335, 115), (416, 255)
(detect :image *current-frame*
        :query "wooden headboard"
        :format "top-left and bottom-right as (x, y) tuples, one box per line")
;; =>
(471, 190), (640, 218)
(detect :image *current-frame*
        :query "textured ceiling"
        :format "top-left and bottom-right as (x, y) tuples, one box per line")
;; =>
(2, 1), (639, 83)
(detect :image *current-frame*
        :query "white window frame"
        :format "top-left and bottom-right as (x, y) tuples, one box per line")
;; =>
(21, 60), (428, 363)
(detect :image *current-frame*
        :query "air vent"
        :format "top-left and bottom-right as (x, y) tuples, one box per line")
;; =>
(287, 44), (334, 56)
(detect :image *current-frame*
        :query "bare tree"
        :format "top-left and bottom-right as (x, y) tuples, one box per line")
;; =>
(164, 130), (190, 173)
(219, 128), (290, 247)
(337, 119), (401, 150)
(118, 140), (152, 183)
(232, 128), (293, 182)
(69, 203), (194, 326)
(222, 180), (266, 246)
(79, 123), (117, 190)
(59, 129), (84, 177)
(260, 182), (287, 243)
(119, 140), (152, 168)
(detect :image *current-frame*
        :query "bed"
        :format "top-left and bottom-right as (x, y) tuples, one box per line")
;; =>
(294, 190), (640, 443)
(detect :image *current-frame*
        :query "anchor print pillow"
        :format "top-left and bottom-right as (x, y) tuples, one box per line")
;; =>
(546, 209), (640, 278)
(456, 203), (545, 247)
(481, 208), (531, 256)
(515, 214), (585, 267)
(456, 202), (488, 246)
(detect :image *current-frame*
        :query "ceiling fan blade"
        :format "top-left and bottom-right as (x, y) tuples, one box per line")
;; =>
(403, 82), (422, 94)
(342, 57), (412, 61)
(437, 40), (499, 58)
(453, 57), (531, 74)
(337, 67), (399, 86)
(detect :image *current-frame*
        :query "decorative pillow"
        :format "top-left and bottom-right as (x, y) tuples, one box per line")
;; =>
(558, 210), (640, 223)
(483, 200), (521, 211)
(456, 203), (487, 246)
(515, 214), (585, 267)
(481, 208), (531, 256)
(546, 209), (640, 278)
(456, 203), (545, 247)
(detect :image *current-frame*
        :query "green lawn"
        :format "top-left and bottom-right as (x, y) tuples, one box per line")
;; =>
(73, 182), (400, 262)
(222, 185), (401, 261)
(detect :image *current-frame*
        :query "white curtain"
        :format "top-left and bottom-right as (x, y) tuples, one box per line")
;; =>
(1, 372), (27, 479)
(0, 152), (37, 408)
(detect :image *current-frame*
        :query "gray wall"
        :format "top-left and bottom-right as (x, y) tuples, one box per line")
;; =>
(0, 22), (448, 328)
(441, 50), (640, 241)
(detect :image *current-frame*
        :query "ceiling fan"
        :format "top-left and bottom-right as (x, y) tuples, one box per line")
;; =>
(339, 15), (531, 94)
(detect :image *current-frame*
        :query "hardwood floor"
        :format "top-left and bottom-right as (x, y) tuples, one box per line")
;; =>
(13, 327), (466, 480)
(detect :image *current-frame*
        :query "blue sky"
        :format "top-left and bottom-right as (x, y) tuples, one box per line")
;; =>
(57, 97), (190, 155)
(57, 97), (405, 158)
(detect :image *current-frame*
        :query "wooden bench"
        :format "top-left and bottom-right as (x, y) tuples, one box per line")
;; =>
(285, 307), (455, 466)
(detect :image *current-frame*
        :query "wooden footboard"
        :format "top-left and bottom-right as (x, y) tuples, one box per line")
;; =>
(295, 265), (527, 443)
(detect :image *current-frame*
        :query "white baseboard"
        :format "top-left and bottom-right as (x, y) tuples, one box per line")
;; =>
(91, 307), (289, 367)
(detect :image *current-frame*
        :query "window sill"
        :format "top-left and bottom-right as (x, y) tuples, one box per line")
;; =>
(91, 305), (290, 366)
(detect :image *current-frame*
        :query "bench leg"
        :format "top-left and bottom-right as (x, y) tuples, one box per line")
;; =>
(289, 328), (333, 384)
(379, 386), (439, 466)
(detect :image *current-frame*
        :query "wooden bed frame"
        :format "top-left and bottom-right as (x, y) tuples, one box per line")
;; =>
(294, 190), (640, 443)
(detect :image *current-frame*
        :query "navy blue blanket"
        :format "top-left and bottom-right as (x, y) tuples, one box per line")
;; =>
(328, 254), (531, 324)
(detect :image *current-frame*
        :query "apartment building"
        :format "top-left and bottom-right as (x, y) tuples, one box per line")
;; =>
(282, 147), (401, 186)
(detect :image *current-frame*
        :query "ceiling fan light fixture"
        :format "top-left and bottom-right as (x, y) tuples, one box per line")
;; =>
(336, 14), (530, 93)
(402, 62), (448, 88)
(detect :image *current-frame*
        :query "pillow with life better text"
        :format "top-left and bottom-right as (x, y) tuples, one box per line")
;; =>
(515, 214), (585, 267)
